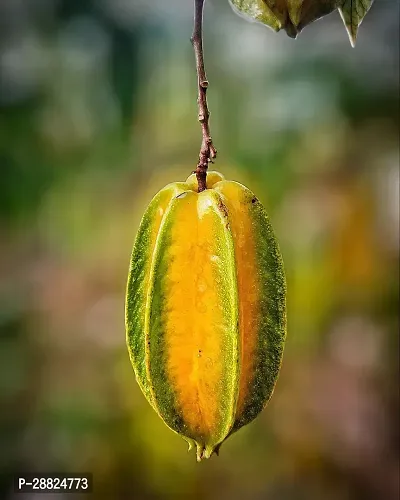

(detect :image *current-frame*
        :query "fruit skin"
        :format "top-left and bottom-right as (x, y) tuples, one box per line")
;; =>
(126, 171), (286, 461)
(230, 0), (340, 38)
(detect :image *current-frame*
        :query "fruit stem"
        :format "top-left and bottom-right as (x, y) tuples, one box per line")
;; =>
(191, 0), (217, 193)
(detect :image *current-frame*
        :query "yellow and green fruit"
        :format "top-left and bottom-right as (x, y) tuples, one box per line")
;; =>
(125, 171), (286, 461)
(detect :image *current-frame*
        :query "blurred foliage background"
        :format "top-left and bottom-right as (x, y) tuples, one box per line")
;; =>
(0, 1), (399, 499)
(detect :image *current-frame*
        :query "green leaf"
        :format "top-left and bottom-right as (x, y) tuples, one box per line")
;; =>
(338, 0), (374, 47)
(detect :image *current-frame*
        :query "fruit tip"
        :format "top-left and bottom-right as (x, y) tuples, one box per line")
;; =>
(196, 444), (205, 462)
(214, 443), (222, 457)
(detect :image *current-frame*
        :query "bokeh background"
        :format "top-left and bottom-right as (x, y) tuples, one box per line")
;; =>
(1, 1), (399, 499)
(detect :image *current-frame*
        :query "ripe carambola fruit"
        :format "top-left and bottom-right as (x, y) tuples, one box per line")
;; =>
(125, 171), (286, 461)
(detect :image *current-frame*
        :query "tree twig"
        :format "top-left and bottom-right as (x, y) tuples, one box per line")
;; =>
(191, 0), (217, 192)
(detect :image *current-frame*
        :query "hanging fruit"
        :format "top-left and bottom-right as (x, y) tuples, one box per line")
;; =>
(230, 0), (374, 46)
(126, 171), (286, 460)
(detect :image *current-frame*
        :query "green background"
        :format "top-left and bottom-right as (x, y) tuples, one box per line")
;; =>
(0, 1), (398, 499)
